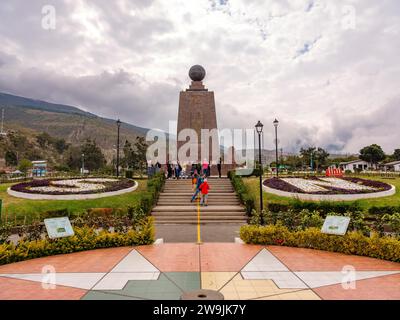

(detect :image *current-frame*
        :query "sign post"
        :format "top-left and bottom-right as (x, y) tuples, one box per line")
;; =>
(321, 216), (350, 236)
(44, 217), (74, 239)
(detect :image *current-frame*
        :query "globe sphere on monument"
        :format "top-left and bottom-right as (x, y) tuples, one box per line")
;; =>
(189, 65), (206, 81)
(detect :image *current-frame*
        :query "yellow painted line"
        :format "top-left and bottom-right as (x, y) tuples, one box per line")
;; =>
(197, 196), (202, 244)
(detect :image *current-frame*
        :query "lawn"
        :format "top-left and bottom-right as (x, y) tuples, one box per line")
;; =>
(0, 179), (147, 224)
(243, 175), (400, 211)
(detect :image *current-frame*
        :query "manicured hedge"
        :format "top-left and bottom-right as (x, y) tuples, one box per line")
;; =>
(368, 205), (400, 216)
(228, 171), (255, 215)
(139, 173), (166, 214)
(267, 199), (363, 216)
(0, 217), (155, 266)
(240, 224), (400, 262)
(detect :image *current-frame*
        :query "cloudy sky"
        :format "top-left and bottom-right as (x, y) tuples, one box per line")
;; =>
(0, 0), (399, 154)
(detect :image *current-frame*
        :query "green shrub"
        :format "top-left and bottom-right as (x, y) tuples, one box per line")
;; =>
(0, 223), (13, 244)
(41, 209), (71, 220)
(288, 199), (362, 216)
(298, 209), (324, 230)
(240, 224), (400, 262)
(368, 206), (400, 216)
(344, 211), (370, 236)
(228, 171), (256, 214)
(249, 209), (268, 225)
(381, 213), (400, 237)
(125, 170), (133, 179)
(0, 217), (155, 266)
(267, 203), (291, 213)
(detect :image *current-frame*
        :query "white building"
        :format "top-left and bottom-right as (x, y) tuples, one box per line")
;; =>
(383, 160), (400, 172)
(339, 160), (370, 173)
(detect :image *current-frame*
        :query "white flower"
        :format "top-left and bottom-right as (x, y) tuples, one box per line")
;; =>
(281, 177), (376, 193)
(29, 178), (119, 193)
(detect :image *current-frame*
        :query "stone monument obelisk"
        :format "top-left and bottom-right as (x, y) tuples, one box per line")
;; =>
(177, 65), (218, 166)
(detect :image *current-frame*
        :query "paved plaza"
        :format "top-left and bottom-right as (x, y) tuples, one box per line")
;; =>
(0, 243), (399, 300)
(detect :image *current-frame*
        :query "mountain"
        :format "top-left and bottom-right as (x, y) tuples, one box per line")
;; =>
(0, 92), (151, 160)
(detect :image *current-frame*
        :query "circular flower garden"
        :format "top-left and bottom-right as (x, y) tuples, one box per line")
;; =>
(263, 176), (395, 201)
(8, 178), (138, 200)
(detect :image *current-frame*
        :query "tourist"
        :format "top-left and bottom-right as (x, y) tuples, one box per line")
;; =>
(147, 164), (155, 178)
(155, 162), (160, 174)
(167, 161), (173, 179)
(199, 178), (210, 206)
(190, 163), (196, 176)
(191, 174), (204, 202)
(196, 163), (201, 175)
(191, 173), (198, 192)
(217, 157), (222, 178)
(202, 159), (209, 175)
(175, 161), (182, 179)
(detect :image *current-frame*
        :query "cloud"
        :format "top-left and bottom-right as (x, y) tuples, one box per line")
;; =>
(0, 0), (399, 154)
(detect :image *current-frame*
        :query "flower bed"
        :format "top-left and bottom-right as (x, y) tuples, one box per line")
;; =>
(264, 176), (392, 195)
(10, 178), (135, 195)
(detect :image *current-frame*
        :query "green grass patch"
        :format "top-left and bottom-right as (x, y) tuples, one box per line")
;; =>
(0, 179), (147, 224)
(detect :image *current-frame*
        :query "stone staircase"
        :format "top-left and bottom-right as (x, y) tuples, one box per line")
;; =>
(152, 178), (248, 224)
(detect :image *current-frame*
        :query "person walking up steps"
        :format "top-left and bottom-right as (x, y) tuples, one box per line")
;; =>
(191, 172), (198, 192)
(191, 174), (204, 202)
(199, 178), (210, 206)
(217, 157), (222, 178)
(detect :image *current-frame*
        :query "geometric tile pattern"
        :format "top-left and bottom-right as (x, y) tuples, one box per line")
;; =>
(0, 244), (399, 300)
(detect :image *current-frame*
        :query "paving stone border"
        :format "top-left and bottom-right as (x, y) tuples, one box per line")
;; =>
(263, 181), (396, 201)
(7, 181), (139, 200)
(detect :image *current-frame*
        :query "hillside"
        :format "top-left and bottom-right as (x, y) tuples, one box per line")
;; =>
(0, 92), (151, 161)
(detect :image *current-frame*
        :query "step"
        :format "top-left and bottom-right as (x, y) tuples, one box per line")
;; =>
(157, 200), (240, 204)
(154, 217), (247, 222)
(160, 192), (237, 196)
(157, 202), (241, 206)
(157, 198), (240, 202)
(163, 188), (234, 190)
(152, 211), (247, 216)
(158, 194), (238, 199)
(154, 220), (247, 224)
(154, 215), (247, 220)
(159, 194), (238, 198)
(152, 206), (245, 212)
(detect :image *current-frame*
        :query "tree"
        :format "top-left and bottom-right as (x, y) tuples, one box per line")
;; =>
(80, 139), (106, 171)
(300, 147), (330, 171)
(121, 137), (148, 174)
(392, 149), (400, 161)
(133, 136), (148, 174)
(18, 159), (32, 178)
(5, 150), (17, 166)
(314, 147), (330, 170)
(54, 138), (69, 154)
(359, 144), (386, 167)
(65, 146), (81, 170)
(36, 132), (54, 148)
(122, 140), (133, 169)
(282, 155), (304, 170)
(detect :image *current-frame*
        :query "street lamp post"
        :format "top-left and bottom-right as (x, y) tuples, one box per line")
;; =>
(116, 119), (121, 178)
(273, 119), (279, 177)
(81, 153), (85, 175)
(255, 121), (264, 223)
(310, 149), (314, 173)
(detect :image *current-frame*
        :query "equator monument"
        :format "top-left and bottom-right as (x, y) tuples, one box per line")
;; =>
(176, 65), (235, 175)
